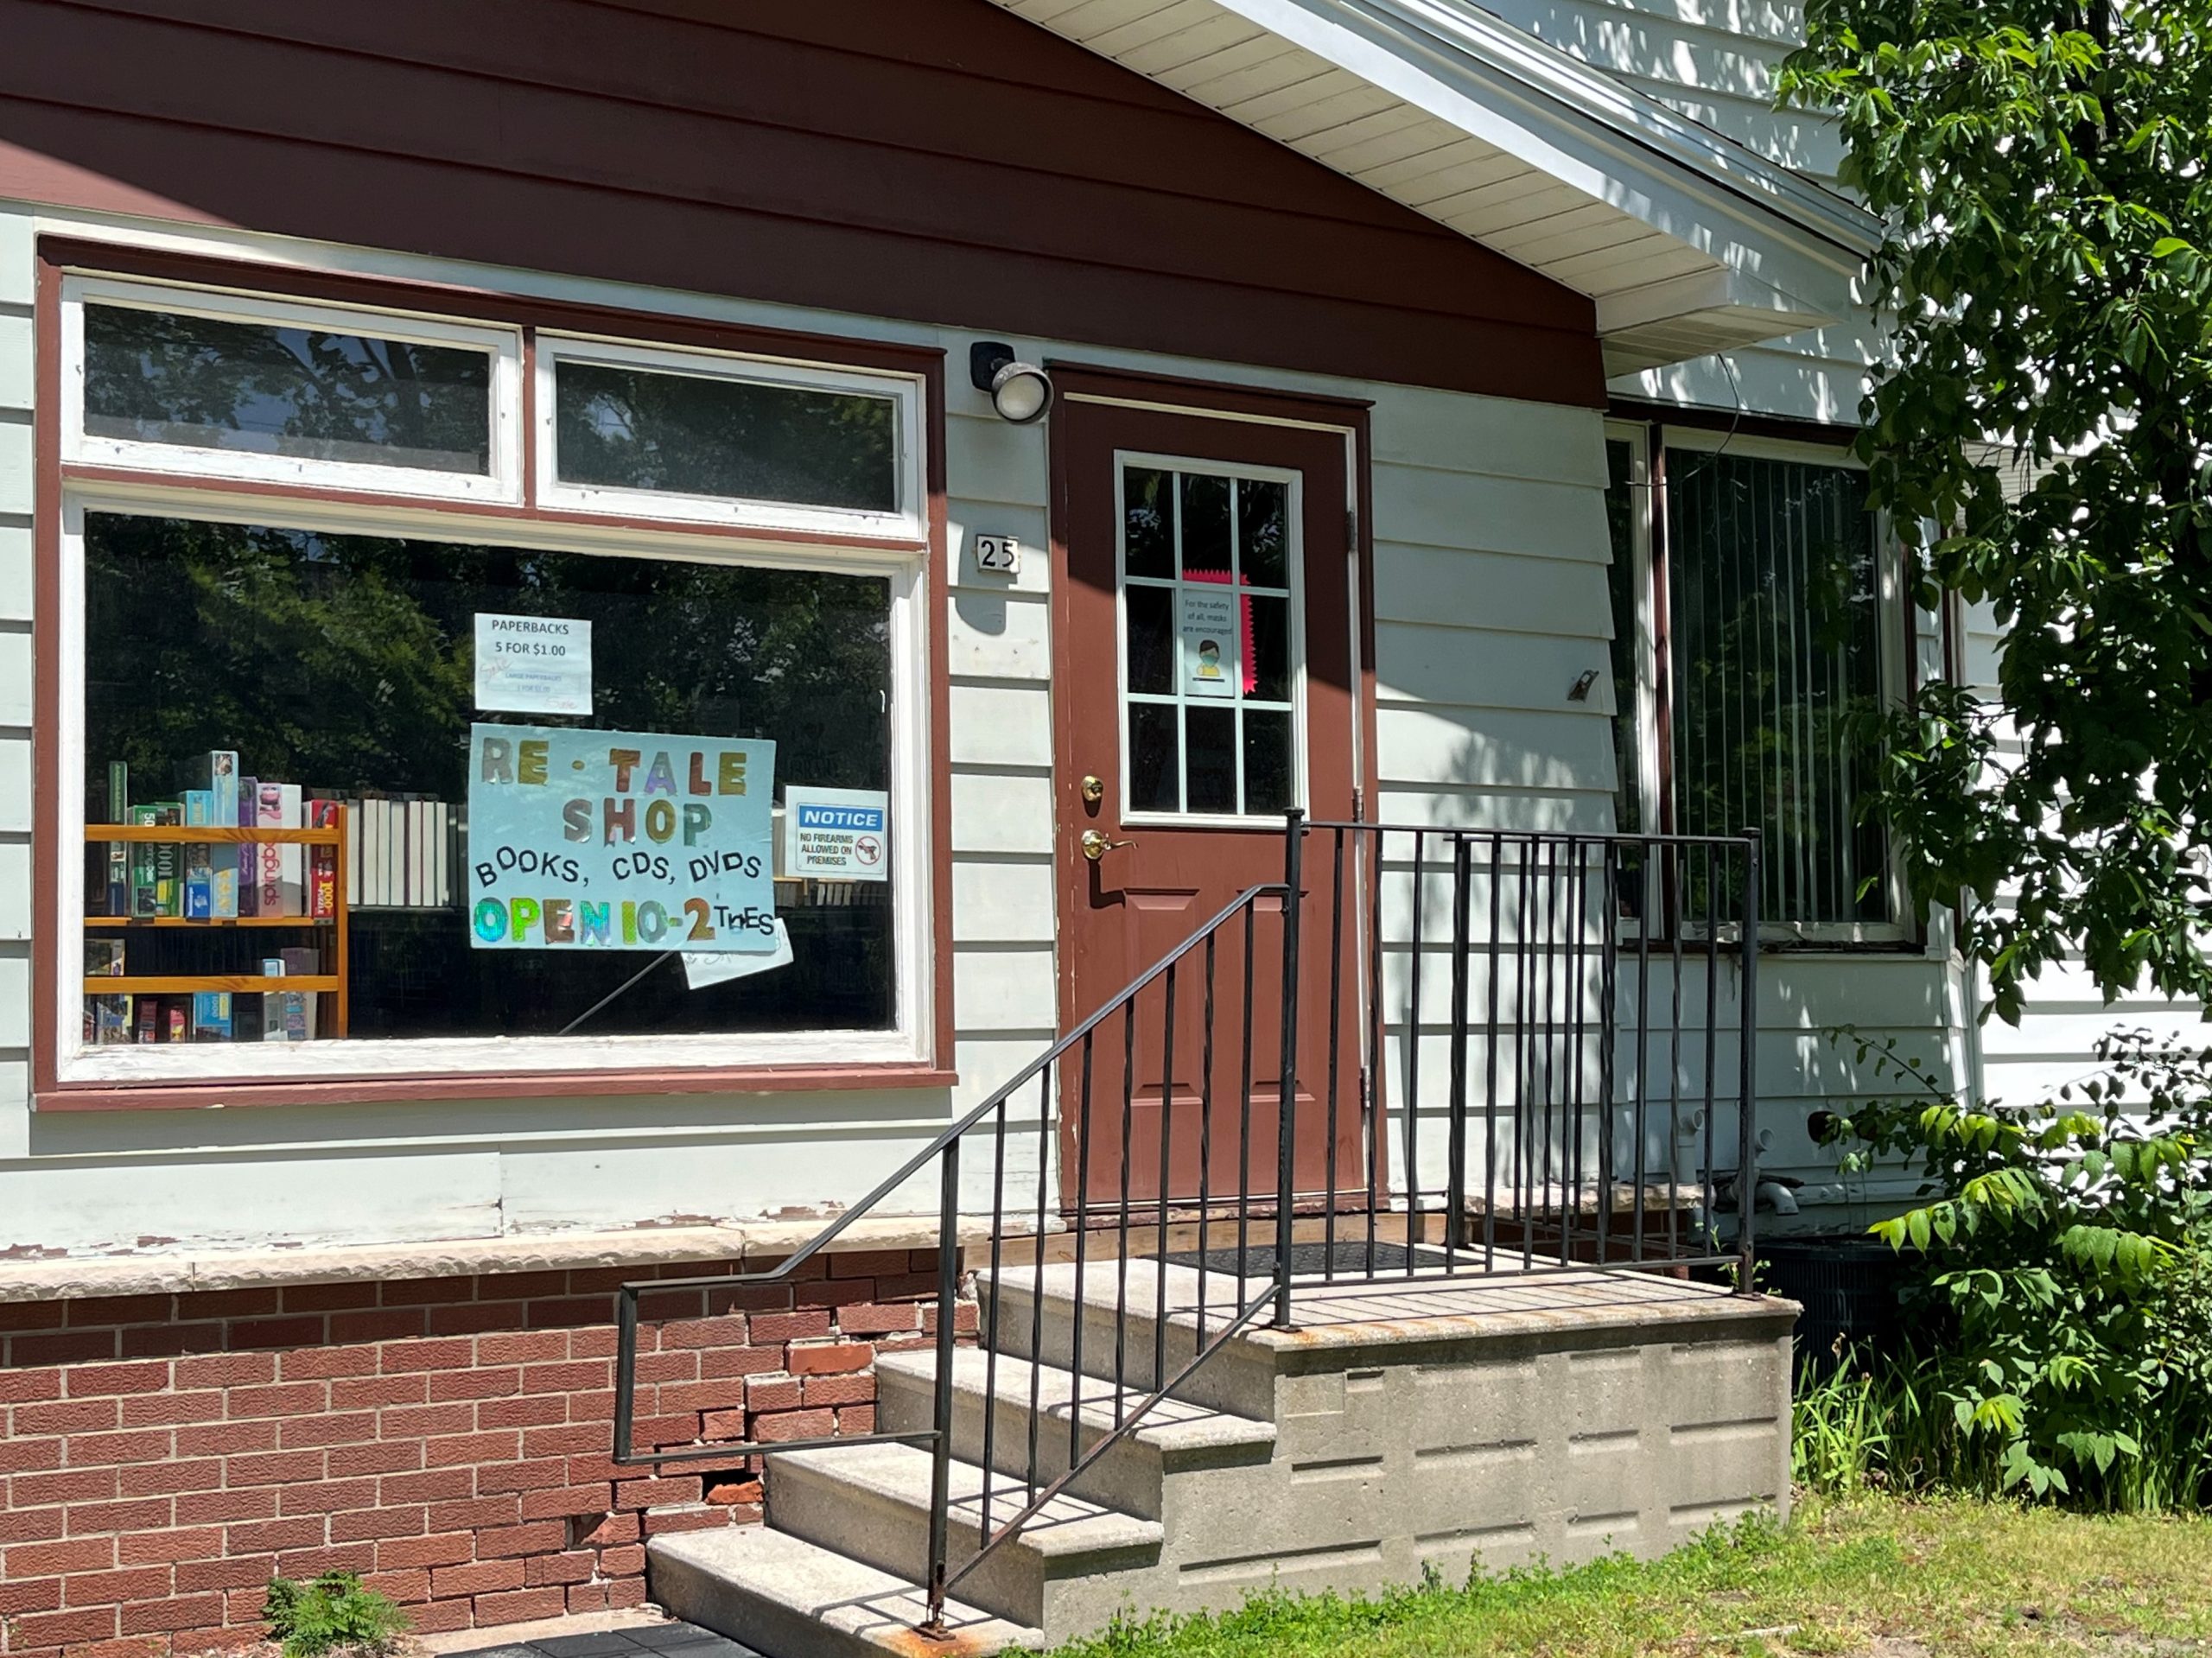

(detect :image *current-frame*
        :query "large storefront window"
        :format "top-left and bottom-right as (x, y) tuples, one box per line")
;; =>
(79, 514), (896, 1051)
(54, 270), (934, 1089)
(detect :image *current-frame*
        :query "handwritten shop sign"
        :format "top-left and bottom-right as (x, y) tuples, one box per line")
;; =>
(467, 723), (777, 952)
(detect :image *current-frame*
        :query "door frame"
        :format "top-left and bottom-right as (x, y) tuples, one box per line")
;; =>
(1043, 362), (1382, 1211)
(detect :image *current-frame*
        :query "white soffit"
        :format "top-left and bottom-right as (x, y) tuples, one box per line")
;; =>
(991, 0), (1882, 374)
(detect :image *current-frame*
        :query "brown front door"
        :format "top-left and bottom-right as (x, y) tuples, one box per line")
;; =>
(1051, 391), (1363, 1211)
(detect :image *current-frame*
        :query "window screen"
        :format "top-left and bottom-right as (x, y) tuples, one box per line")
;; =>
(1663, 450), (1890, 925)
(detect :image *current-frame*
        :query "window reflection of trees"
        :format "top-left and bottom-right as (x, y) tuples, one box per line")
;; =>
(82, 514), (898, 1039)
(555, 362), (895, 513)
(83, 307), (491, 474)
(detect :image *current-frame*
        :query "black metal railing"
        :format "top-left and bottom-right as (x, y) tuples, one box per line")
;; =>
(609, 810), (1764, 1633)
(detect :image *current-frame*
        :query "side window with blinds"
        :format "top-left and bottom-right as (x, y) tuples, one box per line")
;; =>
(1604, 438), (1643, 838)
(1662, 448), (1891, 927)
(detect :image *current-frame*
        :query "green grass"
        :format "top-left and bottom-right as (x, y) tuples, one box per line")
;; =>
(1050, 1495), (2212, 1658)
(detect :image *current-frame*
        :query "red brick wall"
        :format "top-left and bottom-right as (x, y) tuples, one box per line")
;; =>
(0, 1248), (968, 1658)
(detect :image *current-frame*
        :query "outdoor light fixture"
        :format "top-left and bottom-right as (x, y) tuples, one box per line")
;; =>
(970, 341), (1053, 424)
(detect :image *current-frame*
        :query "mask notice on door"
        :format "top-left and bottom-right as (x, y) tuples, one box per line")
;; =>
(1179, 588), (1238, 700)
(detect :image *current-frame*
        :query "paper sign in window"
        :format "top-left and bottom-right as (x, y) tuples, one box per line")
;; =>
(475, 613), (594, 715)
(1179, 588), (1238, 701)
(467, 723), (778, 951)
(782, 786), (890, 883)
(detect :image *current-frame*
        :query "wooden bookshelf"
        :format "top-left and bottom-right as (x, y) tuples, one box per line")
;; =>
(82, 811), (351, 1039)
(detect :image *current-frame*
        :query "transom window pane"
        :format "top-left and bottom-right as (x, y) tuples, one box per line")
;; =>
(554, 358), (898, 514)
(1119, 463), (1300, 817)
(79, 512), (895, 1053)
(82, 303), (493, 475)
(1664, 449), (1888, 924)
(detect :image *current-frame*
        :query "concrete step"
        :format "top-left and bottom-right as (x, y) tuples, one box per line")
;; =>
(766, 1440), (1163, 1639)
(976, 1261), (1281, 1419)
(874, 1346), (1275, 1519)
(648, 1524), (1043, 1658)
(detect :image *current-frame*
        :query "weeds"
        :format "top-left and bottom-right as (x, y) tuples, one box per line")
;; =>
(261, 1572), (409, 1658)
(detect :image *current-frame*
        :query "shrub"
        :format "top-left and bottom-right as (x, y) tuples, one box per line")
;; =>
(1815, 1028), (2212, 1509)
(262, 1572), (410, 1658)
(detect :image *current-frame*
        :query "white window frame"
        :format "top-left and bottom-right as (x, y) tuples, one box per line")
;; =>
(1632, 425), (1913, 946)
(60, 274), (524, 504)
(54, 486), (936, 1087)
(535, 334), (925, 543)
(1112, 449), (1309, 830)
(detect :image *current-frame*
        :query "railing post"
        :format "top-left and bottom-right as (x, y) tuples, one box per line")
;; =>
(922, 1141), (963, 1631)
(611, 1286), (638, 1465)
(1735, 829), (1761, 1294)
(1273, 809), (1306, 1330)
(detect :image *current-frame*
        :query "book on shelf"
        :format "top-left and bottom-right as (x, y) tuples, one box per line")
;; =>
(182, 791), (214, 920)
(130, 803), (182, 918)
(238, 775), (258, 918)
(307, 798), (339, 918)
(256, 782), (302, 917)
(259, 949), (319, 1042)
(87, 994), (130, 1045)
(192, 750), (239, 832)
(135, 996), (157, 1045)
(105, 761), (128, 916)
(163, 998), (188, 1045)
(190, 990), (232, 1043)
(433, 800), (449, 910)
(83, 938), (129, 1046)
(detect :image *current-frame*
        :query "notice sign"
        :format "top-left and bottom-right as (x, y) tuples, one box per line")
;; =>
(467, 723), (778, 951)
(475, 613), (593, 715)
(784, 786), (890, 882)
(1180, 588), (1238, 700)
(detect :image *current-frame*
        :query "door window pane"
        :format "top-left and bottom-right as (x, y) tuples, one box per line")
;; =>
(1124, 468), (1175, 580)
(1185, 707), (1238, 813)
(555, 359), (897, 513)
(79, 512), (897, 1055)
(1128, 703), (1180, 812)
(1663, 448), (1888, 924)
(1238, 480), (1288, 588)
(1243, 710), (1294, 815)
(83, 304), (493, 475)
(1125, 587), (1175, 696)
(1179, 473), (1231, 577)
(1117, 461), (1302, 818)
(1248, 596), (1291, 702)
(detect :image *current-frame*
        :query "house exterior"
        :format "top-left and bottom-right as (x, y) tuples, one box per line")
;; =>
(0, 0), (2140, 1652)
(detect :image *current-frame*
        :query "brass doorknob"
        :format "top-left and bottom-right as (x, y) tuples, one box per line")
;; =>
(1080, 829), (1135, 862)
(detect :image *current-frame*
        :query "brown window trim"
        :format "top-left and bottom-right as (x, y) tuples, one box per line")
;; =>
(33, 237), (958, 1110)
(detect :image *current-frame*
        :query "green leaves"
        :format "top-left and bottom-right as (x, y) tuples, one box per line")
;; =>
(1783, 0), (2212, 1013)
(261, 1573), (408, 1658)
(1820, 1026), (2212, 1508)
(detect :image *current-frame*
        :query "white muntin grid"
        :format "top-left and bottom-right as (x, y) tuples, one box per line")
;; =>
(1113, 451), (1309, 826)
